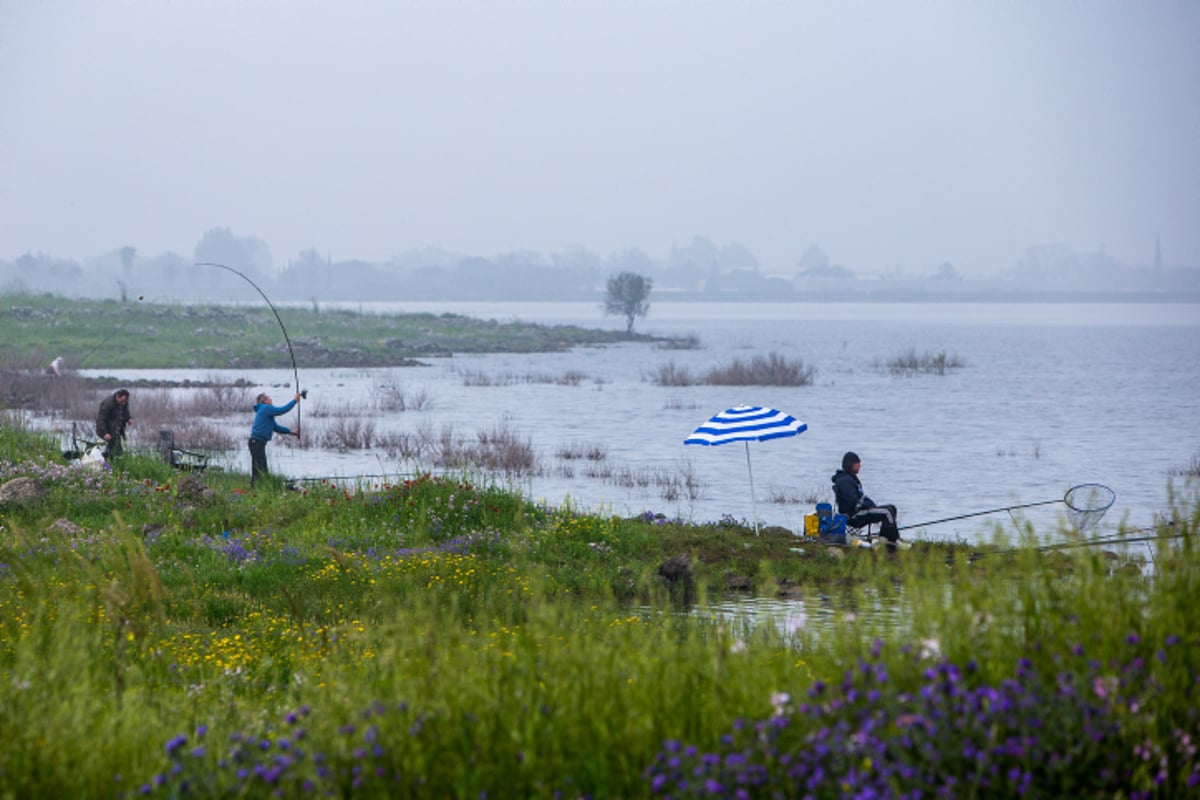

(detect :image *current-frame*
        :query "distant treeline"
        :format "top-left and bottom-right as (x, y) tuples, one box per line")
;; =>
(3, 229), (1197, 302)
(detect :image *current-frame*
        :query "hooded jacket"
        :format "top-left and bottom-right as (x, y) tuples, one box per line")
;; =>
(250, 398), (297, 441)
(831, 468), (876, 516)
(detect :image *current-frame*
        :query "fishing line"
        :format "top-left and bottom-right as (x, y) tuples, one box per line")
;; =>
(74, 295), (147, 369)
(195, 262), (304, 435)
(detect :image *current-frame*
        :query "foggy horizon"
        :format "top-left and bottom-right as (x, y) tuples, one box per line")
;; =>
(2, 1), (1198, 276)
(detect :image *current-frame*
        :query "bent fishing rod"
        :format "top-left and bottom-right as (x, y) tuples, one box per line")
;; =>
(195, 262), (305, 434)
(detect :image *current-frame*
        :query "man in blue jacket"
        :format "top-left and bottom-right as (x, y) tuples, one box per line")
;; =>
(249, 392), (301, 486)
(831, 451), (901, 546)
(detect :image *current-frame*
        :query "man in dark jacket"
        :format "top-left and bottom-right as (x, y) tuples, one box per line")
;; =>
(831, 451), (901, 545)
(248, 392), (301, 486)
(96, 389), (132, 459)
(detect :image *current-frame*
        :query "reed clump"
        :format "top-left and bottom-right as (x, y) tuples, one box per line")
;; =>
(653, 352), (816, 386)
(1169, 451), (1200, 478)
(881, 347), (967, 375)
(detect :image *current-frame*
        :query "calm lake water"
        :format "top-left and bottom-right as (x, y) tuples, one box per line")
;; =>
(81, 301), (1200, 543)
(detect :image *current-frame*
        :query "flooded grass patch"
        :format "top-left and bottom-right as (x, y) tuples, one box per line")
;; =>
(652, 352), (816, 386)
(878, 346), (967, 375)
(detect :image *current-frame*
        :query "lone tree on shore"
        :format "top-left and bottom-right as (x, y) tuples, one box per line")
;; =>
(604, 271), (653, 334)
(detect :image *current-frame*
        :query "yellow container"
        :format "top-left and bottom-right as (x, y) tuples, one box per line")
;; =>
(803, 514), (820, 537)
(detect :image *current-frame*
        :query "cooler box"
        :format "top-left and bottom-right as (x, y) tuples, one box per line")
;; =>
(819, 513), (848, 543)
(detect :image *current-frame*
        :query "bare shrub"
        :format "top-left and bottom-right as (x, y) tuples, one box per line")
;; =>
(376, 429), (424, 460)
(650, 361), (697, 386)
(658, 460), (703, 502)
(404, 387), (433, 411)
(663, 397), (700, 411)
(458, 369), (498, 387)
(470, 422), (538, 475)
(556, 441), (608, 461)
(374, 376), (433, 412)
(583, 461), (614, 480)
(303, 398), (362, 418)
(595, 460), (703, 501)
(554, 370), (587, 386)
(459, 368), (588, 387)
(0, 367), (92, 414)
(702, 351), (816, 386)
(375, 375), (406, 411)
(203, 374), (254, 413)
(604, 465), (653, 489)
(320, 418), (376, 450)
(883, 348), (966, 376)
(170, 421), (238, 451)
(418, 421), (536, 475)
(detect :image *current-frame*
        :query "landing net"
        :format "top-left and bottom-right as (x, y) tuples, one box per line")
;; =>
(1063, 483), (1116, 534)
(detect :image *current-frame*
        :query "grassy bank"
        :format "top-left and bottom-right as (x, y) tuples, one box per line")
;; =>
(1, 418), (1197, 798)
(0, 292), (655, 370)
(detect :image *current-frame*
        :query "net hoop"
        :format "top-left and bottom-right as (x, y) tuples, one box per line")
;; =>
(1063, 483), (1116, 513)
(1062, 483), (1116, 533)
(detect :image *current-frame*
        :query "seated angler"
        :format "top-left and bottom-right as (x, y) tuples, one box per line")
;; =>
(831, 451), (903, 548)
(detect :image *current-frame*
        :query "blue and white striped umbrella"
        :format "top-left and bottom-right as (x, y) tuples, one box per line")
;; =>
(684, 405), (808, 532)
(683, 405), (808, 446)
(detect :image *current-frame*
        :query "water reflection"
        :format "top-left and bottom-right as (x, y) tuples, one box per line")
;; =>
(678, 587), (909, 641)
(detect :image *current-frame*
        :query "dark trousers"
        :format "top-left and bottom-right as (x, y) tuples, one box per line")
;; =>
(103, 434), (124, 460)
(850, 504), (899, 542)
(248, 437), (269, 485)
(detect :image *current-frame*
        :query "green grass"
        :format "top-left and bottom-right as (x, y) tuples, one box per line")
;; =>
(0, 292), (650, 370)
(1, 420), (1197, 797)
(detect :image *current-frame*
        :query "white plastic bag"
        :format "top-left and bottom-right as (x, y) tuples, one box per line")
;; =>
(81, 445), (107, 469)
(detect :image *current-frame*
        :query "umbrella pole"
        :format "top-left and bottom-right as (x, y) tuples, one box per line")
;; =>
(745, 441), (759, 534)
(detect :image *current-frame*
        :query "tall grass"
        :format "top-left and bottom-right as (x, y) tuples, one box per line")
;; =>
(0, 418), (1197, 798)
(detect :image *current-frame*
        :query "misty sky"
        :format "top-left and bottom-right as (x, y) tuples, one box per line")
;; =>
(2, 0), (1197, 276)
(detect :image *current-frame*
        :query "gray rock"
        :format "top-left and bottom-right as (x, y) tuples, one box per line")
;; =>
(657, 553), (692, 582)
(176, 475), (215, 502)
(0, 477), (48, 508)
(47, 518), (83, 535)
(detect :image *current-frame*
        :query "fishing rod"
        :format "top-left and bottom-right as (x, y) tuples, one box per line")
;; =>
(900, 483), (1116, 534)
(899, 499), (1060, 530)
(195, 262), (305, 435)
(960, 521), (1187, 563)
(1031, 521), (1181, 553)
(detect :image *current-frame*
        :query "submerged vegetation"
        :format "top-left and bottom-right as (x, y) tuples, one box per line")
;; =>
(1, 418), (1197, 797)
(651, 352), (817, 387)
(878, 347), (967, 376)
